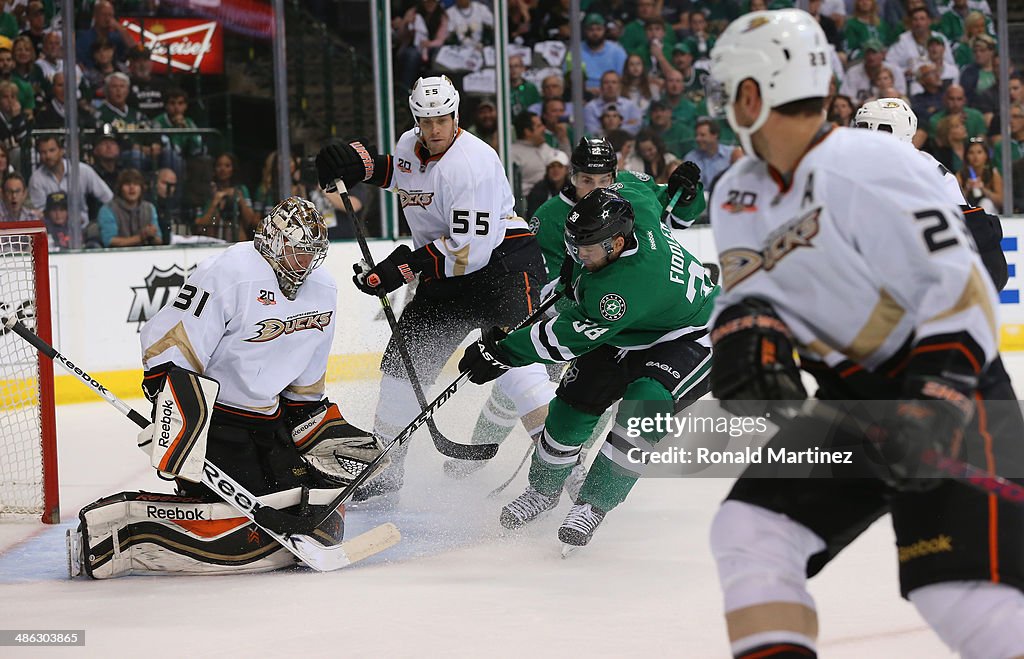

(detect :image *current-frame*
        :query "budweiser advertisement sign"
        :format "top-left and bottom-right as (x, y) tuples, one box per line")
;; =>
(121, 18), (224, 74)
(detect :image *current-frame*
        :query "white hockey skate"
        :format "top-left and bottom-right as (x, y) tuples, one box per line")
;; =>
(66, 528), (84, 578)
(500, 487), (560, 529)
(559, 502), (606, 557)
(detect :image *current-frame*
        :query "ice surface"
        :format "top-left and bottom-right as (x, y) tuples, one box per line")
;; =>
(9, 356), (1017, 657)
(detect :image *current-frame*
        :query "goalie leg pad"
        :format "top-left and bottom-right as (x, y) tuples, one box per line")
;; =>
(288, 400), (389, 486)
(139, 366), (219, 483)
(75, 492), (296, 579)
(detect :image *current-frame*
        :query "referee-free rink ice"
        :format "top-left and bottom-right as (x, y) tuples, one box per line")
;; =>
(11, 360), (1024, 658)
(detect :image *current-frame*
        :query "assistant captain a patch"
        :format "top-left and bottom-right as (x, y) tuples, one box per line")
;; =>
(599, 293), (626, 321)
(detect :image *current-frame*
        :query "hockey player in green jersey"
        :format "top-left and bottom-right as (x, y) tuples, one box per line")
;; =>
(532, 136), (706, 281)
(458, 187), (718, 552)
(456, 136), (707, 483)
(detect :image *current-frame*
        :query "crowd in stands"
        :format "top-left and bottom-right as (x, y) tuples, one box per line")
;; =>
(393, 0), (1020, 218)
(0, 0), (363, 251)
(4, 0), (1021, 250)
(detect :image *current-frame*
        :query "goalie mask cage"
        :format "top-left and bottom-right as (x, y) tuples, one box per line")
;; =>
(0, 222), (58, 523)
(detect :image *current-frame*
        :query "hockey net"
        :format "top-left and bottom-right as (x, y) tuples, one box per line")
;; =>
(0, 222), (58, 523)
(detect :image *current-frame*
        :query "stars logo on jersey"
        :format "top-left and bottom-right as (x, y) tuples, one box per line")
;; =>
(599, 293), (627, 321)
(398, 189), (435, 209)
(244, 310), (334, 343)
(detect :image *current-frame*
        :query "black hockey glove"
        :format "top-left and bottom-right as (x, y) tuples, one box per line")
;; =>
(710, 298), (807, 419)
(459, 327), (512, 384)
(315, 140), (379, 191)
(667, 161), (701, 206)
(352, 244), (418, 295)
(863, 345), (977, 492)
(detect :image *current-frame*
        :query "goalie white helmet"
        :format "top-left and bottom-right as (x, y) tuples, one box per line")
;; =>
(854, 98), (918, 143)
(254, 196), (328, 300)
(708, 9), (831, 157)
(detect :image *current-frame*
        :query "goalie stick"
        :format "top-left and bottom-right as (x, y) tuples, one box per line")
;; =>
(277, 289), (568, 532)
(330, 177), (491, 461)
(5, 318), (400, 572)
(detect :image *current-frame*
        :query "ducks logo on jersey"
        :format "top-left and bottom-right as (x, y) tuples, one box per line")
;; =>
(245, 310), (334, 343)
(398, 189), (435, 209)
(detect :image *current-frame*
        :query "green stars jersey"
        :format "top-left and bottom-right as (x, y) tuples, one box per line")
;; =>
(528, 170), (706, 282)
(502, 183), (718, 366)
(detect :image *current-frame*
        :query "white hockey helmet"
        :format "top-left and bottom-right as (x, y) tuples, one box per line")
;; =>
(409, 75), (461, 123)
(707, 9), (831, 157)
(254, 196), (328, 300)
(854, 97), (917, 143)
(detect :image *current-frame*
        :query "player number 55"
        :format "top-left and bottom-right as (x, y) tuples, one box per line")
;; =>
(452, 209), (490, 235)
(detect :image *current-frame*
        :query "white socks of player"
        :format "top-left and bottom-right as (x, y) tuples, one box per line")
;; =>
(562, 451), (588, 502)
(558, 502), (606, 550)
(500, 487), (561, 529)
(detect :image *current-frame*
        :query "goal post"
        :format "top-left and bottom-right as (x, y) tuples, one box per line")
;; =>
(0, 222), (58, 523)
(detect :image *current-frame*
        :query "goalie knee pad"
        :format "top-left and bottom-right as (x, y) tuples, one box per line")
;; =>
(286, 399), (388, 486)
(73, 492), (297, 578)
(710, 501), (826, 656)
(910, 581), (1024, 659)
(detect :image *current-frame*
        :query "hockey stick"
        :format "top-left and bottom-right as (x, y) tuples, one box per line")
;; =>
(331, 178), (490, 461)
(297, 290), (566, 530)
(783, 399), (1024, 505)
(5, 318), (399, 571)
(487, 442), (534, 498)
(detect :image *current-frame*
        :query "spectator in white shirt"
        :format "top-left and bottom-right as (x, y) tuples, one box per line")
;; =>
(510, 111), (562, 199)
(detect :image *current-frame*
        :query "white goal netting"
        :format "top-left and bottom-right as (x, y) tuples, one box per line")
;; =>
(0, 228), (56, 521)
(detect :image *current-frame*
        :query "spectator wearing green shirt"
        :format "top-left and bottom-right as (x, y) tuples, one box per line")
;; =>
(620, 0), (676, 63)
(0, 46), (33, 113)
(509, 54), (540, 117)
(681, 10), (716, 62)
(843, 0), (899, 60)
(993, 103), (1024, 176)
(661, 68), (698, 134)
(647, 100), (695, 158)
(927, 84), (986, 139)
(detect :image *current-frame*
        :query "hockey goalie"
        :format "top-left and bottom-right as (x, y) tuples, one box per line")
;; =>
(67, 197), (389, 578)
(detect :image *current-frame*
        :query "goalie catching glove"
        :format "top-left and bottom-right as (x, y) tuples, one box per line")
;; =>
(138, 365), (219, 483)
(285, 400), (389, 486)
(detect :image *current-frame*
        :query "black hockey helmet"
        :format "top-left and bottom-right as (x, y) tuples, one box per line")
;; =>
(570, 136), (617, 176)
(564, 188), (635, 264)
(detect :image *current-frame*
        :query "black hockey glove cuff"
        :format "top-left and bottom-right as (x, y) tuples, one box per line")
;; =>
(316, 140), (391, 191)
(864, 337), (979, 492)
(352, 244), (435, 295)
(459, 327), (512, 384)
(667, 161), (701, 206)
(710, 298), (807, 418)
